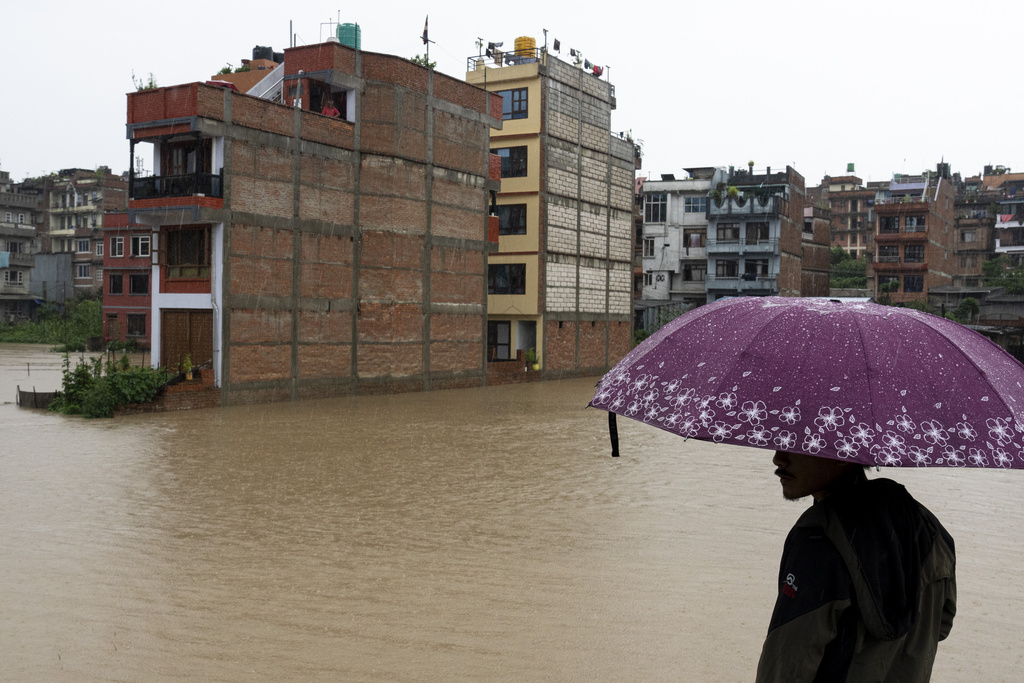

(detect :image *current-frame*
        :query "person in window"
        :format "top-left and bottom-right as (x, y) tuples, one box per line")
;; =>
(756, 450), (956, 682)
(321, 98), (340, 118)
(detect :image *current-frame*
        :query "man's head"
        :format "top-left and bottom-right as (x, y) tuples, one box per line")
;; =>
(772, 450), (864, 501)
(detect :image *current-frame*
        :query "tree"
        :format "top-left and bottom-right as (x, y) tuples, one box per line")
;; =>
(983, 255), (1024, 294)
(830, 248), (866, 289)
(410, 54), (436, 70)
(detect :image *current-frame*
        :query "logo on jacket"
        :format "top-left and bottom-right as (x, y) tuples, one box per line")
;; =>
(783, 573), (799, 599)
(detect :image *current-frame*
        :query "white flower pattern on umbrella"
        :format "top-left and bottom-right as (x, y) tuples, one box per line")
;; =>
(780, 406), (801, 425)
(815, 407), (846, 432)
(895, 414), (917, 433)
(775, 431), (797, 451)
(709, 422), (734, 442)
(956, 422), (978, 442)
(803, 433), (826, 454)
(717, 393), (738, 410)
(739, 400), (768, 425)
(907, 446), (932, 466)
(835, 437), (860, 460)
(987, 417), (1015, 446)
(746, 426), (771, 447)
(921, 420), (948, 446)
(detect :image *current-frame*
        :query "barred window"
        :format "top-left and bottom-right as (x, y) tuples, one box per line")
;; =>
(166, 227), (211, 279)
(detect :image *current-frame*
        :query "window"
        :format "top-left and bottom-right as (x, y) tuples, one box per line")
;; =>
(95, 242), (104, 256)
(131, 235), (151, 257)
(4, 212), (9, 222)
(960, 254), (978, 268)
(488, 263), (526, 295)
(879, 275), (900, 292)
(487, 321), (511, 360)
(904, 275), (924, 292)
(684, 196), (707, 213)
(716, 259), (739, 277)
(126, 314), (146, 338)
(166, 227), (211, 279)
(878, 245), (899, 263)
(109, 273), (123, 295)
(497, 204), (527, 235)
(643, 272), (654, 286)
(746, 222), (769, 244)
(642, 238), (655, 257)
(498, 88), (528, 120)
(717, 223), (740, 242)
(6, 241), (21, 253)
(77, 239), (91, 253)
(493, 146), (528, 178)
(880, 216), (899, 233)
(3, 270), (23, 284)
(129, 273), (149, 295)
(18, 213), (25, 224)
(683, 264), (706, 282)
(76, 264), (90, 279)
(960, 230), (976, 243)
(905, 215), (926, 230)
(683, 230), (705, 249)
(904, 245), (924, 263)
(644, 192), (667, 223)
(111, 236), (124, 257)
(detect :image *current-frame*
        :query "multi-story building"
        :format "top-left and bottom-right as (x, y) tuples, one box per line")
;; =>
(640, 167), (727, 310)
(126, 39), (503, 404)
(26, 168), (127, 294)
(987, 170), (1024, 267)
(818, 174), (877, 260)
(867, 166), (956, 303)
(0, 170), (39, 321)
(102, 212), (153, 345)
(705, 166), (830, 301)
(465, 37), (634, 374)
(953, 185), (998, 287)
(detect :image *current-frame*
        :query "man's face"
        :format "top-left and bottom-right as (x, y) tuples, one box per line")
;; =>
(772, 450), (858, 501)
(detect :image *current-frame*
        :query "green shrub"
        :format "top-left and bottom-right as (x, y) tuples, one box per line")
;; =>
(50, 354), (172, 418)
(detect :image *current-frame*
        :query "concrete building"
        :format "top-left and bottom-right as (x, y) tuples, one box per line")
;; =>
(987, 170), (1024, 267)
(465, 37), (633, 375)
(126, 39), (503, 404)
(0, 170), (39, 321)
(640, 167), (727, 310)
(706, 166), (830, 301)
(867, 166), (956, 303)
(23, 169), (127, 295)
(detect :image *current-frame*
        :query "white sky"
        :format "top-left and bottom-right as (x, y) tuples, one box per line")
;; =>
(3, 1), (1020, 186)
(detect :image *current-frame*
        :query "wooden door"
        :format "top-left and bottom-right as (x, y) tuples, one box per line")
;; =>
(162, 309), (213, 371)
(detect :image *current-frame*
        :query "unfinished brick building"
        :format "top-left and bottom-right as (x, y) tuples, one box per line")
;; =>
(126, 41), (502, 404)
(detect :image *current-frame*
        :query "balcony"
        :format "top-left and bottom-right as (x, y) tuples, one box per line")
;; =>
(5, 252), (36, 268)
(131, 173), (223, 200)
(873, 261), (927, 273)
(707, 238), (777, 256)
(874, 230), (927, 243)
(706, 274), (778, 292)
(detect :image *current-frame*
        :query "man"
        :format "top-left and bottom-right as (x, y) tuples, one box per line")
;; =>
(756, 450), (956, 683)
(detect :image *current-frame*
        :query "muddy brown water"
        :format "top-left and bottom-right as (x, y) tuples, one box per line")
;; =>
(1, 343), (1021, 681)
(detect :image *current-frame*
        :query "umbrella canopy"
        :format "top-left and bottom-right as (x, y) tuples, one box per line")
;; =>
(591, 297), (1024, 468)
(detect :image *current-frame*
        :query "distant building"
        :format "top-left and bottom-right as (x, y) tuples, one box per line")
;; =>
(640, 167), (727, 310)
(867, 165), (956, 303)
(0, 170), (39, 321)
(706, 165), (830, 301)
(816, 175), (877, 260)
(465, 37), (633, 375)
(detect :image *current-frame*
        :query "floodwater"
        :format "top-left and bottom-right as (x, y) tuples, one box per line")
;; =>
(1, 343), (1022, 682)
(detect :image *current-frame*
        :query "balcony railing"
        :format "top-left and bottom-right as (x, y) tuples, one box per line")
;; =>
(707, 237), (778, 255)
(709, 194), (784, 217)
(131, 173), (223, 200)
(706, 274), (778, 291)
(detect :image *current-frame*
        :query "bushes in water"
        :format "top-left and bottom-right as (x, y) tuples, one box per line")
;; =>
(49, 353), (173, 418)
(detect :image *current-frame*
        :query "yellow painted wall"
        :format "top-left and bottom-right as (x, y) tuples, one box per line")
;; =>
(487, 253), (539, 316)
(495, 194), (540, 253)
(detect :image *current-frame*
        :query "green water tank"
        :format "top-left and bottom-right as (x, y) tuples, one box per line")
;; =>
(337, 23), (361, 49)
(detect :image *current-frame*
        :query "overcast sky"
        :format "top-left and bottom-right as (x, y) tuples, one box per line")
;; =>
(3, 1), (1020, 186)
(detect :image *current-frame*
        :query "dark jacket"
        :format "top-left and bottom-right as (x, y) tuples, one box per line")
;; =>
(756, 478), (956, 683)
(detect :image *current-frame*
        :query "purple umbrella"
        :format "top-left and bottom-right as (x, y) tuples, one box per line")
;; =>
(590, 297), (1024, 468)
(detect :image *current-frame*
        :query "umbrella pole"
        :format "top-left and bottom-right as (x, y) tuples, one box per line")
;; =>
(609, 412), (619, 457)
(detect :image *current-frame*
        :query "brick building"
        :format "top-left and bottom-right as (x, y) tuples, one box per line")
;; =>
(102, 212), (153, 345)
(126, 40), (502, 404)
(705, 166), (831, 301)
(465, 38), (633, 376)
(815, 174), (877, 260)
(867, 166), (956, 303)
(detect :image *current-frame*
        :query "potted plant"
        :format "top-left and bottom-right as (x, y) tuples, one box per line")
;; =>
(182, 354), (193, 381)
(525, 347), (540, 372)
